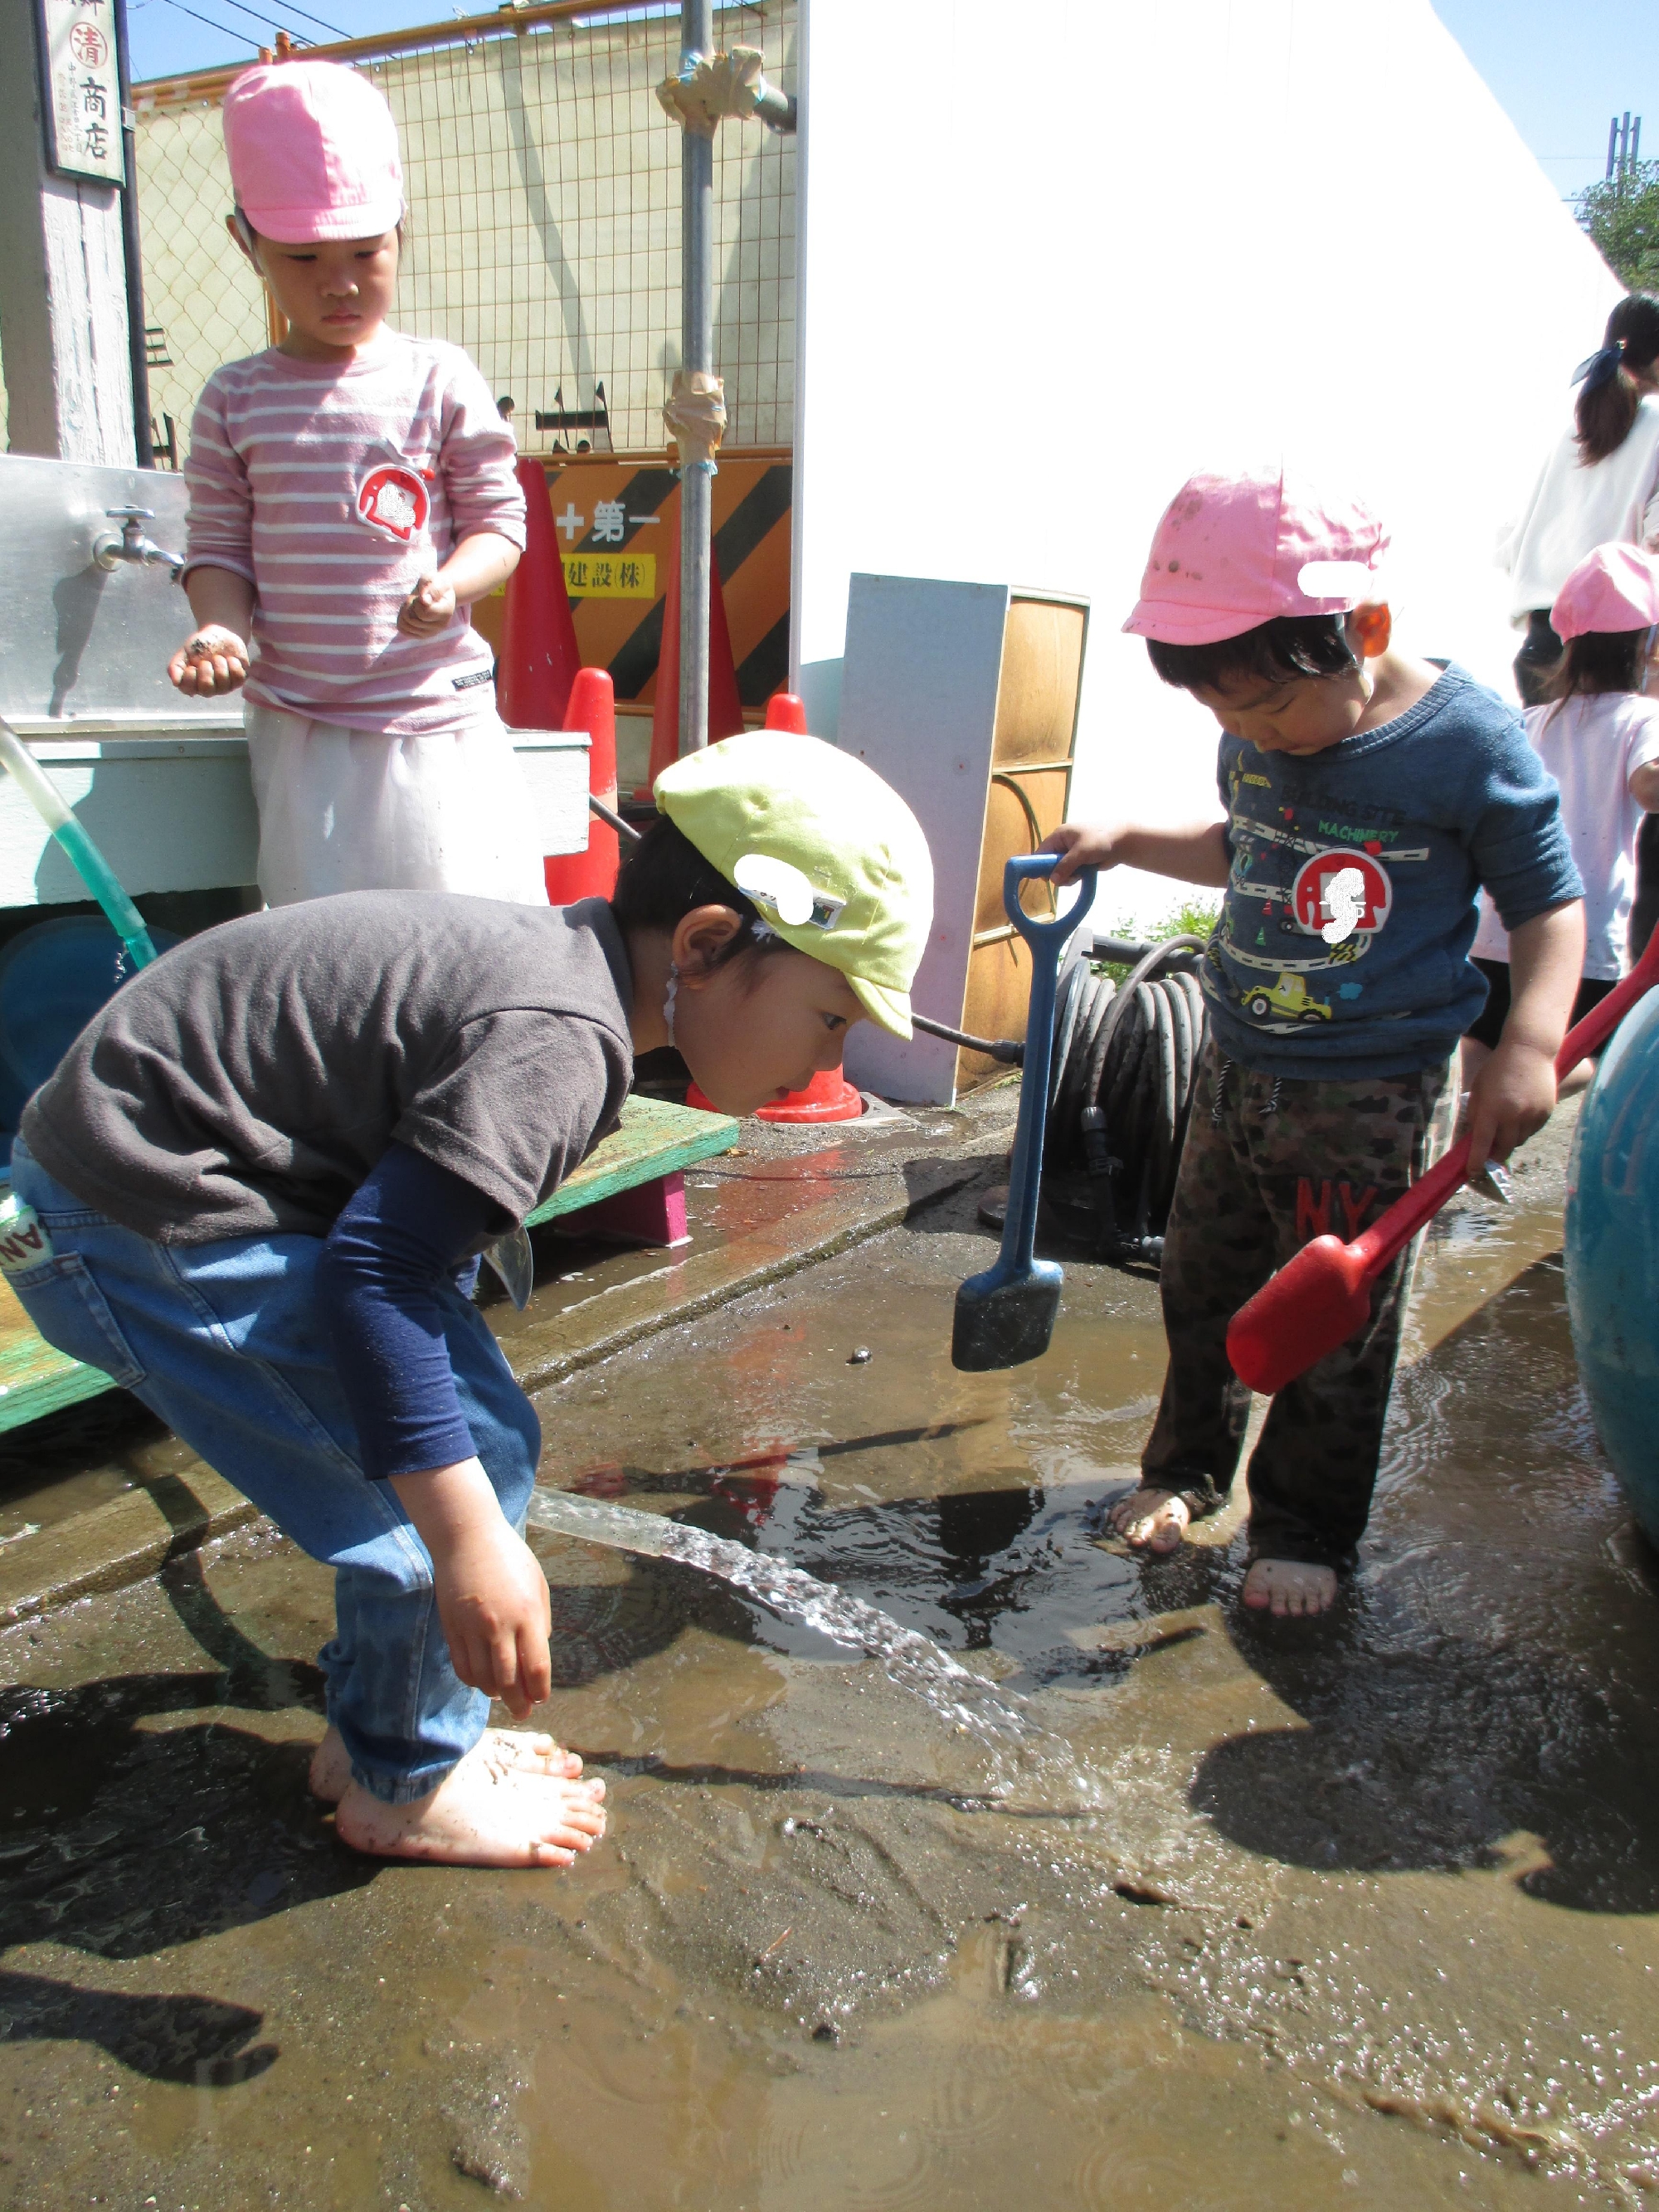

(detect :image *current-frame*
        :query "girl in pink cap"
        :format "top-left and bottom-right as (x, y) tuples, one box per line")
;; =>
(166, 61), (547, 908)
(1466, 543), (1659, 1086)
(1045, 465), (1585, 1619)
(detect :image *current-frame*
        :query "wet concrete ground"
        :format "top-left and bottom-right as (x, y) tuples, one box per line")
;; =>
(4, 1106), (1659, 2210)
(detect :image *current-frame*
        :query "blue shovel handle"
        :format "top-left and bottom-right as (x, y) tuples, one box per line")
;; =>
(990, 854), (1097, 1279)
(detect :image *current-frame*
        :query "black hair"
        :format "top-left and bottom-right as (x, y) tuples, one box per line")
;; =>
(609, 815), (795, 969)
(1576, 295), (1659, 465)
(1145, 611), (1359, 695)
(1544, 626), (1652, 710)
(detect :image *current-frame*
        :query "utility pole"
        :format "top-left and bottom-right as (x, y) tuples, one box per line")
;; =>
(658, 16), (795, 757)
(679, 0), (715, 760)
(1608, 111), (1642, 191)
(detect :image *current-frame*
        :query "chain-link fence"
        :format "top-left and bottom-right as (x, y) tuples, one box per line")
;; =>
(133, 0), (795, 464)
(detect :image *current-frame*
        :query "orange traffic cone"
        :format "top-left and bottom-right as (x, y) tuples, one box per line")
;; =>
(635, 532), (747, 799)
(764, 691), (808, 733)
(686, 1066), (864, 1123)
(499, 459), (581, 731)
(543, 666), (620, 904)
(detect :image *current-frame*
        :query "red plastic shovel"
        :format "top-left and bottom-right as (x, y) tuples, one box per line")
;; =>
(1226, 929), (1659, 1396)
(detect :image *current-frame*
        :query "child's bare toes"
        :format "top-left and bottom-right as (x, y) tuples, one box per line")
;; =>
(1241, 1558), (1339, 1617)
(334, 1754), (606, 1868)
(1107, 1486), (1191, 1554)
(309, 1723), (581, 1805)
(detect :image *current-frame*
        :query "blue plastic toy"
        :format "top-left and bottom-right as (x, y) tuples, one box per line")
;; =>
(1564, 984), (1659, 1550)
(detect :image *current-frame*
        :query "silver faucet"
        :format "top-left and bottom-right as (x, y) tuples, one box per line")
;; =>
(93, 506), (185, 580)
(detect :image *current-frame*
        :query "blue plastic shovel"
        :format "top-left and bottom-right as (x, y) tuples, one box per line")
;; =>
(951, 852), (1096, 1371)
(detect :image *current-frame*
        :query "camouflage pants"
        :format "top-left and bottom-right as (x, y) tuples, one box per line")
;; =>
(1141, 1044), (1457, 1572)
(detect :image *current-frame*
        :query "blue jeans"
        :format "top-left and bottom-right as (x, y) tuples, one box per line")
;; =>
(8, 1139), (541, 1804)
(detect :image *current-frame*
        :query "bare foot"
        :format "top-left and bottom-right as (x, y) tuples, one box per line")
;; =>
(333, 1744), (607, 1868)
(1107, 1486), (1191, 1554)
(1241, 1557), (1339, 1617)
(308, 1723), (581, 1806)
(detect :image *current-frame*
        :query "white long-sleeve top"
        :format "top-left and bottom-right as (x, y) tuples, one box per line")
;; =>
(182, 332), (526, 737)
(1502, 396), (1659, 624)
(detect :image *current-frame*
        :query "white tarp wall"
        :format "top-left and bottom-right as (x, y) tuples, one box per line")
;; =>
(790, 0), (1623, 932)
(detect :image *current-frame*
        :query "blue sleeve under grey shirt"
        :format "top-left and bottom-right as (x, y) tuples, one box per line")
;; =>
(1201, 661), (1583, 1079)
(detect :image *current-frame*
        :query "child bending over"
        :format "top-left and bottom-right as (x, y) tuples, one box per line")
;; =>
(1047, 467), (1584, 1618)
(7, 735), (932, 1864)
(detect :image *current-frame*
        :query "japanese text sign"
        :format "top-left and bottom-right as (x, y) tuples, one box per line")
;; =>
(39, 0), (125, 188)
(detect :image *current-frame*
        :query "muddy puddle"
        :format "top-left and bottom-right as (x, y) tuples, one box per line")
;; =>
(3, 1133), (1659, 2210)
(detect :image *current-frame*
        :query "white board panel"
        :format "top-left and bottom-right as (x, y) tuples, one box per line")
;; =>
(793, 0), (1622, 931)
(837, 573), (1009, 1102)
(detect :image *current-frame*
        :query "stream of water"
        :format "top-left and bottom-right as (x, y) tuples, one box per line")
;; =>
(523, 1485), (1105, 1812)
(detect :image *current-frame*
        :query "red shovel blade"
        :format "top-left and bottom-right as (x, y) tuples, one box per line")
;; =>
(1226, 1235), (1372, 1394)
(1226, 926), (1659, 1396)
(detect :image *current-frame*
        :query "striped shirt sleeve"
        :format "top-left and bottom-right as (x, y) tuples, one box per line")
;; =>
(181, 371), (257, 589)
(440, 358), (528, 552)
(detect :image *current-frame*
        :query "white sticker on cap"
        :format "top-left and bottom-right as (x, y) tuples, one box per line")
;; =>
(733, 853), (817, 928)
(1297, 560), (1378, 600)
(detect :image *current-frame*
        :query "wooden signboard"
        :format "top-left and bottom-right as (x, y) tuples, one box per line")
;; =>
(38, 0), (125, 187)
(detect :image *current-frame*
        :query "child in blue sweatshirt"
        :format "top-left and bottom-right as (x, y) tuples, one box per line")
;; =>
(1047, 468), (1585, 1616)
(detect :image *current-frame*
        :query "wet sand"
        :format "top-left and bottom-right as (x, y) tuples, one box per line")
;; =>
(3, 1116), (1657, 2210)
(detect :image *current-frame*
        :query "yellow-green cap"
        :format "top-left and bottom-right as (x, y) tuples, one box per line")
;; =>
(654, 730), (933, 1038)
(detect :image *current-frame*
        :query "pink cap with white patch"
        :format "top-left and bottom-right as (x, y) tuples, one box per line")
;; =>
(1123, 466), (1390, 646)
(1550, 542), (1659, 641)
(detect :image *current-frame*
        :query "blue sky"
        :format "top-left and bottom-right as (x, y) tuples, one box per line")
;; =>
(1436, 0), (1658, 199)
(127, 0), (1657, 206)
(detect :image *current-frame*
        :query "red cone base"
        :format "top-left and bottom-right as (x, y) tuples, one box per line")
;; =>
(686, 1066), (864, 1122)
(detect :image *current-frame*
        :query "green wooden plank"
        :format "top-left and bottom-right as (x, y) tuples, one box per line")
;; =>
(527, 1094), (739, 1226)
(0, 1281), (119, 1432)
(0, 1362), (117, 1431)
(0, 1094), (739, 1438)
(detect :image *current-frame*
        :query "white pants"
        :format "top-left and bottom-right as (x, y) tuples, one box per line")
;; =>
(245, 704), (550, 909)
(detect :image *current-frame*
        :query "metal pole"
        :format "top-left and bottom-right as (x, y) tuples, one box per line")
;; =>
(113, 0), (154, 468)
(679, 0), (714, 755)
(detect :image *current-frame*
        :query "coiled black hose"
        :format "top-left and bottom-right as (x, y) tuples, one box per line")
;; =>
(1040, 935), (1211, 1263)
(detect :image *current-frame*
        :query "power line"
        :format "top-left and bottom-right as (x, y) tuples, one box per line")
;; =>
(156, 0), (264, 50)
(156, 0), (351, 56)
(239, 0), (349, 41)
(172, 0), (319, 43)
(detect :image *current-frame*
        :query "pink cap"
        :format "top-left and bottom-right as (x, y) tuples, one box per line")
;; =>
(223, 62), (403, 244)
(1550, 543), (1659, 641)
(1123, 466), (1390, 646)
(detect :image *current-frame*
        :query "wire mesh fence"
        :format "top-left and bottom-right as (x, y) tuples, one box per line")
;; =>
(132, 0), (796, 463)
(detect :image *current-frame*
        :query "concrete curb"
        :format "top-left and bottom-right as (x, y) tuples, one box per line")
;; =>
(0, 1469), (260, 1629)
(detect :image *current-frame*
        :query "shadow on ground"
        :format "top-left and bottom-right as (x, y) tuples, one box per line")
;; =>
(1190, 1256), (1659, 1915)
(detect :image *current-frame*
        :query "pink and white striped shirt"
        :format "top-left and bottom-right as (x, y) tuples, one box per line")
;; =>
(182, 333), (526, 737)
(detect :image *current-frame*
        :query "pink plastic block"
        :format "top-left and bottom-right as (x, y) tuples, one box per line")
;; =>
(567, 1170), (688, 1248)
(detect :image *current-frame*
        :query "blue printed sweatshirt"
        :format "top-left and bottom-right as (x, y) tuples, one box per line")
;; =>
(1202, 662), (1583, 1079)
